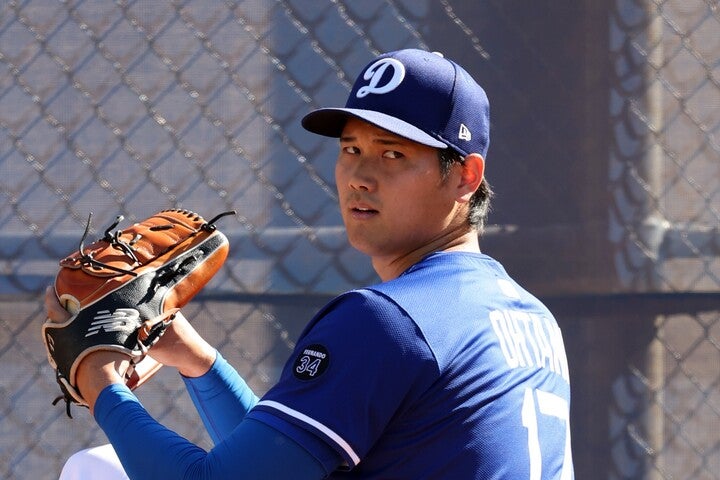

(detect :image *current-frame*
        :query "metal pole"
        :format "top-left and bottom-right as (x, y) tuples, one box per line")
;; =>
(640, 2), (665, 478)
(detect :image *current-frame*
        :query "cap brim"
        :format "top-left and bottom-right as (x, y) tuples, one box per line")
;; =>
(302, 108), (447, 149)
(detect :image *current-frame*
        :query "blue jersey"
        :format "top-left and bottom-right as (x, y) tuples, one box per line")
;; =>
(248, 252), (574, 479)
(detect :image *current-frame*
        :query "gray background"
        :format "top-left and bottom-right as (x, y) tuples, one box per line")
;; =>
(1, 1), (718, 479)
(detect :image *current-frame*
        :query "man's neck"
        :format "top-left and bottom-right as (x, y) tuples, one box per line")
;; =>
(372, 230), (480, 282)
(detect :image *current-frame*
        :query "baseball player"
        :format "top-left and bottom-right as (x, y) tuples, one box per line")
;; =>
(46, 48), (574, 479)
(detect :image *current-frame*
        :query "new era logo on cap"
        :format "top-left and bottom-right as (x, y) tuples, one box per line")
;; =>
(302, 48), (490, 159)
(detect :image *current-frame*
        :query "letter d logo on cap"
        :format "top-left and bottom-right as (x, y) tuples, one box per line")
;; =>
(356, 58), (406, 98)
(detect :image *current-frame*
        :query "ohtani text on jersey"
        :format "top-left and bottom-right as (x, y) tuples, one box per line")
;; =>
(489, 309), (570, 383)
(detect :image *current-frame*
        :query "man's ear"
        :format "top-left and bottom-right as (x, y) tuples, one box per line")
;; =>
(457, 153), (485, 202)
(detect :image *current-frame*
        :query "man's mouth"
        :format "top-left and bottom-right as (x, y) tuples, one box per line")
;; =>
(349, 204), (379, 218)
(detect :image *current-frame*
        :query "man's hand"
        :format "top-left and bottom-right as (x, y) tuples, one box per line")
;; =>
(144, 312), (217, 378)
(45, 286), (127, 412)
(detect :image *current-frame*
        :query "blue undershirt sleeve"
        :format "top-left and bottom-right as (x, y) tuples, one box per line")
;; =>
(94, 384), (336, 480)
(181, 351), (258, 444)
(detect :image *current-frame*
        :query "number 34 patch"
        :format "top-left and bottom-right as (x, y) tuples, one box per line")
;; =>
(293, 344), (330, 381)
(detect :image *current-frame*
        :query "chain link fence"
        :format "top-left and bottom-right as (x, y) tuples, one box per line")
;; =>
(610, 0), (720, 292)
(0, 1), (718, 479)
(608, 1), (720, 479)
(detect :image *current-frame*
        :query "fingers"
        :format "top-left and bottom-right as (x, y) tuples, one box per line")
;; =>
(150, 312), (216, 377)
(45, 285), (72, 323)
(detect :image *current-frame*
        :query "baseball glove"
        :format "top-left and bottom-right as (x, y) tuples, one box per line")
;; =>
(42, 208), (234, 416)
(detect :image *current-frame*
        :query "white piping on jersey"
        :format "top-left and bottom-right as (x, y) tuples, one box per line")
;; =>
(255, 399), (361, 466)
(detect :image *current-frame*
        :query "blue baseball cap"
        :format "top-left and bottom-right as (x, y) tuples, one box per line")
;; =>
(302, 48), (490, 158)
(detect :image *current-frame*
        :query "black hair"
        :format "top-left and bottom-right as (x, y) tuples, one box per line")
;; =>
(438, 148), (493, 233)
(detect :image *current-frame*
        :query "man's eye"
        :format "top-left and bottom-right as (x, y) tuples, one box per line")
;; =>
(383, 150), (403, 159)
(342, 146), (360, 154)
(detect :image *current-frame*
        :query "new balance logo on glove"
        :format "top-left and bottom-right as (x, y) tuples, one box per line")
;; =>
(85, 309), (139, 337)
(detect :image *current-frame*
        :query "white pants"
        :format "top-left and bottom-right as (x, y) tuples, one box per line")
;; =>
(59, 444), (129, 480)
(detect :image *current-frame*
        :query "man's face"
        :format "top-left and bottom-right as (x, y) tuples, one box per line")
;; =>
(335, 118), (461, 265)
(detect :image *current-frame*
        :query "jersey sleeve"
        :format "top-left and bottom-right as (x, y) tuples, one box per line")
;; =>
(246, 289), (438, 468)
(181, 351), (259, 444)
(93, 383), (336, 479)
